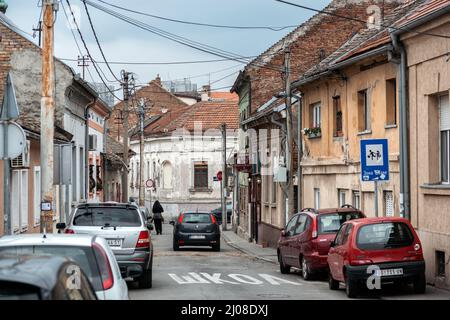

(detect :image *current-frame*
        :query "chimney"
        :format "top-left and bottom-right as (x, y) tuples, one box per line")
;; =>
(0, 0), (8, 14)
(201, 85), (211, 102)
(154, 74), (162, 86)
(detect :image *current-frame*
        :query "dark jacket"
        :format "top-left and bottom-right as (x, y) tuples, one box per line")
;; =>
(152, 201), (164, 220)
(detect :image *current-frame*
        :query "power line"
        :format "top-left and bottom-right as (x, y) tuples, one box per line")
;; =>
(82, 0), (285, 73)
(58, 56), (258, 65)
(275, 0), (450, 39)
(95, 0), (298, 31)
(82, 0), (122, 82)
(66, 0), (123, 101)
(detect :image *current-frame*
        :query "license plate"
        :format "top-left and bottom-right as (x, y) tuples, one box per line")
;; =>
(190, 235), (206, 240)
(376, 268), (403, 277)
(107, 239), (123, 247)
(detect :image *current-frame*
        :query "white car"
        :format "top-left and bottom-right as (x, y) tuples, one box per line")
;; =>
(0, 234), (129, 300)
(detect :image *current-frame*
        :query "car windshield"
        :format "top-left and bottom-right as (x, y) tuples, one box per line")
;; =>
(357, 222), (414, 250)
(0, 246), (103, 292)
(182, 213), (212, 224)
(73, 207), (141, 227)
(318, 212), (363, 234)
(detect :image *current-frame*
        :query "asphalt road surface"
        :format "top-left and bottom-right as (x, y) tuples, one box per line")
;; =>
(128, 224), (450, 300)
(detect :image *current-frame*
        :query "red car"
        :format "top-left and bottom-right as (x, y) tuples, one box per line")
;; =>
(328, 217), (426, 298)
(277, 206), (365, 280)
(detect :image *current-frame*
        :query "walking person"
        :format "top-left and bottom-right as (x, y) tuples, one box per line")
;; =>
(152, 200), (164, 235)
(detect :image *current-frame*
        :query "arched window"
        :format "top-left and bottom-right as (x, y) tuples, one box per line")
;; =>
(162, 161), (173, 189)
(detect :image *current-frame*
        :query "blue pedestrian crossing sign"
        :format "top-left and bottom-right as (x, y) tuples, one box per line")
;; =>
(360, 139), (389, 181)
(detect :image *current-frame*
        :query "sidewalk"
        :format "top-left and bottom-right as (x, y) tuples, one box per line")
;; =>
(221, 229), (278, 264)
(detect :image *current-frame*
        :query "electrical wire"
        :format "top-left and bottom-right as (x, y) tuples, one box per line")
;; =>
(95, 0), (298, 31)
(66, 0), (123, 101)
(82, 0), (285, 73)
(82, 0), (122, 82)
(275, 0), (450, 39)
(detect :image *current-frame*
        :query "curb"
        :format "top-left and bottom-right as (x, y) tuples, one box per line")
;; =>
(221, 232), (278, 265)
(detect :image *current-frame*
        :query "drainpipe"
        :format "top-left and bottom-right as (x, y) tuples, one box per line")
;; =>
(390, 32), (410, 220)
(84, 99), (96, 200)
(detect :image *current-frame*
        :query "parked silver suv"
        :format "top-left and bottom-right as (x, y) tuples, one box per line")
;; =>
(58, 202), (154, 289)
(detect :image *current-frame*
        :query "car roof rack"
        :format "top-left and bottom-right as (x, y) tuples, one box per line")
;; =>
(301, 208), (319, 214)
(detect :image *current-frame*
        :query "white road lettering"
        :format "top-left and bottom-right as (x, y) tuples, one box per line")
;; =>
(199, 273), (240, 285)
(187, 272), (211, 284)
(258, 273), (302, 286)
(168, 273), (210, 284)
(228, 274), (264, 285)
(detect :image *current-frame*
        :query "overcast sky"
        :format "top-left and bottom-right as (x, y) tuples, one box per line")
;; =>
(6, 0), (330, 93)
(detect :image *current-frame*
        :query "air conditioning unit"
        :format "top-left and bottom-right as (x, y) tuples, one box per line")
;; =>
(88, 134), (97, 151)
(11, 140), (30, 168)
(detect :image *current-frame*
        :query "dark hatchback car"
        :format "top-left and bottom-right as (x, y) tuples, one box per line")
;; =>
(172, 211), (221, 251)
(277, 205), (365, 280)
(0, 255), (97, 300)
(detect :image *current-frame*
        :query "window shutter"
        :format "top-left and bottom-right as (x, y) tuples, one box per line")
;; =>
(20, 170), (29, 231)
(10, 171), (20, 234)
(384, 191), (394, 217)
(439, 95), (450, 131)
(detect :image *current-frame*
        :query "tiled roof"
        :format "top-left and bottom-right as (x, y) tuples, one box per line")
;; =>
(208, 92), (239, 102)
(17, 116), (72, 142)
(106, 135), (135, 156)
(392, 0), (450, 30)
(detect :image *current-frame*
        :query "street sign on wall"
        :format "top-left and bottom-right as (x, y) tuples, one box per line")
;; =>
(0, 122), (26, 159)
(360, 139), (389, 181)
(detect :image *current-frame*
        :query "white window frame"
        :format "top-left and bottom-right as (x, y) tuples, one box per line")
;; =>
(11, 169), (29, 234)
(352, 191), (360, 210)
(439, 94), (450, 184)
(312, 103), (321, 128)
(33, 167), (41, 227)
(338, 189), (346, 207)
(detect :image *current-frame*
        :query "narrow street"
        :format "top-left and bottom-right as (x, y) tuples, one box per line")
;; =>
(128, 224), (450, 300)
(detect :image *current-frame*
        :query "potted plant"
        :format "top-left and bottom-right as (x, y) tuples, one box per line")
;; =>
(303, 127), (322, 138)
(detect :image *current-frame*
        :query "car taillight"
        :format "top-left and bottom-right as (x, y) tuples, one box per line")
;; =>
(136, 230), (150, 248)
(211, 214), (217, 224)
(93, 243), (114, 291)
(65, 229), (75, 234)
(350, 259), (373, 266)
(178, 213), (185, 224)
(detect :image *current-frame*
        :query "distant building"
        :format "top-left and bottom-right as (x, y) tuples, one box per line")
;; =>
(89, 82), (115, 108)
(162, 78), (198, 94)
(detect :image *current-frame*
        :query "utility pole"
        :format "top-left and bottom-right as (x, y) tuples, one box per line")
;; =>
(121, 70), (130, 203)
(284, 47), (295, 225)
(138, 98), (145, 207)
(297, 95), (303, 213)
(40, 0), (58, 233)
(77, 55), (90, 80)
(221, 123), (227, 230)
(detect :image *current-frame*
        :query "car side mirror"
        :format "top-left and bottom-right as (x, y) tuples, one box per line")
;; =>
(169, 220), (175, 226)
(56, 222), (66, 230)
(147, 223), (154, 231)
(281, 229), (286, 237)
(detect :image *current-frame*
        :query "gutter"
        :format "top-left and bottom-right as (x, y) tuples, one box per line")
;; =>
(330, 44), (393, 71)
(390, 32), (410, 221)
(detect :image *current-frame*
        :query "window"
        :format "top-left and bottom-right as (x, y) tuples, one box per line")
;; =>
(318, 212), (363, 234)
(333, 96), (343, 136)
(314, 188), (320, 209)
(72, 146), (77, 201)
(285, 215), (299, 236)
(294, 215), (308, 235)
(271, 176), (277, 203)
(383, 191), (394, 217)
(386, 79), (397, 126)
(311, 102), (321, 128)
(79, 147), (85, 198)
(194, 162), (208, 189)
(10, 169), (29, 234)
(436, 251), (446, 277)
(357, 222), (414, 250)
(342, 225), (353, 245)
(33, 167), (41, 226)
(338, 189), (346, 207)
(334, 225), (347, 246)
(439, 94), (450, 183)
(162, 161), (173, 189)
(352, 191), (360, 210)
(358, 89), (370, 132)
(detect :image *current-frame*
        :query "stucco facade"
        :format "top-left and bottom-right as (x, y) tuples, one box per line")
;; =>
(405, 14), (450, 289)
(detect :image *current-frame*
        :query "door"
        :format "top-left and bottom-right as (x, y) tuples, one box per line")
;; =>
(279, 215), (299, 266)
(290, 214), (309, 268)
(328, 224), (347, 280)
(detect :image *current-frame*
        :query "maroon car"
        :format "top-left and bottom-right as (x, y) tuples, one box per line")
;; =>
(277, 206), (365, 280)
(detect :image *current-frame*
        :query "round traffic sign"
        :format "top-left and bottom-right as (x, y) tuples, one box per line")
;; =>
(0, 121), (26, 159)
(217, 171), (222, 181)
(146, 179), (154, 188)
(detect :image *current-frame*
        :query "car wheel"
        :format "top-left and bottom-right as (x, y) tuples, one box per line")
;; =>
(212, 242), (221, 252)
(413, 273), (426, 294)
(278, 253), (290, 274)
(329, 273), (339, 290)
(137, 267), (152, 289)
(345, 276), (359, 298)
(301, 257), (312, 280)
